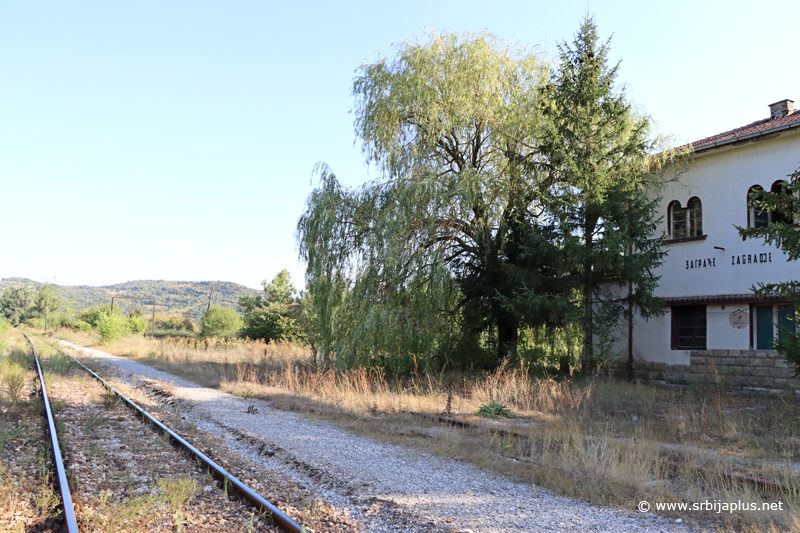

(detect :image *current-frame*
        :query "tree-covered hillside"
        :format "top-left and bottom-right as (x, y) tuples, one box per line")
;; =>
(0, 278), (260, 319)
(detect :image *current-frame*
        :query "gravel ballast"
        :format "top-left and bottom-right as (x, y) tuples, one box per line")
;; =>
(59, 340), (694, 533)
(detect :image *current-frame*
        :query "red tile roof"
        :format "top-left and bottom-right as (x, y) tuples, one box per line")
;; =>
(690, 110), (800, 151)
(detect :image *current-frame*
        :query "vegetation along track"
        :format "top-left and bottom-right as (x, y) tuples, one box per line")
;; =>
(20, 333), (307, 532)
(408, 409), (796, 496)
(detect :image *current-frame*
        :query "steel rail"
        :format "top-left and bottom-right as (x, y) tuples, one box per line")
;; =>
(22, 334), (79, 533)
(62, 351), (305, 533)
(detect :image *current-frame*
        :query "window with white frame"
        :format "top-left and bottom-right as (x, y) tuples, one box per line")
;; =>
(754, 304), (796, 350)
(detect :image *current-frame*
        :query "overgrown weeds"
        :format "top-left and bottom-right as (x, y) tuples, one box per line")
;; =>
(101, 389), (121, 408)
(34, 485), (60, 519)
(0, 351), (28, 404)
(83, 410), (110, 435)
(47, 352), (74, 375)
(83, 490), (158, 532)
(53, 329), (800, 530)
(5, 348), (30, 369)
(158, 477), (197, 532)
(0, 462), (17, 512)
(158, 476), (198, 511)
(0, 424), (24, 450)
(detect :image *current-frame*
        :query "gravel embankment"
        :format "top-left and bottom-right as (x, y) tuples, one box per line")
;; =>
(59, 340), (694, 533)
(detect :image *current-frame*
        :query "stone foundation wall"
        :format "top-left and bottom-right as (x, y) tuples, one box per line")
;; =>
(632, 350), (800, 391)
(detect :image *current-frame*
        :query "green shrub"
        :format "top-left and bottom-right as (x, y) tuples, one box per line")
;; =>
(25, 317), (43, 329)
(155, 313), (195, 332)
(239, 303), (306, 344)
(96, 311), (129, 343)
(200, 305), (242, 339)
(128, 315), (148, 336)
(73, 320), (92, 332)
(477, 400), (514, 418)
(152, 330), (195, 339)
(78, 304), (113, 328)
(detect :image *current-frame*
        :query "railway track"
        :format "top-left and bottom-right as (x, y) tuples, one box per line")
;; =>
(21, 333), (308, 533)
(29, 334), (79, 533)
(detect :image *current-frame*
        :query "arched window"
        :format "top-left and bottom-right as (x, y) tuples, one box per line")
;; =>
(669, 198), (703, 240)
(748, 185), (768, 228)
(670, 200), (685, 239)
(687, 197), (702, 237)
(748, 183), (793, 228)
(771, 181), (792, 225)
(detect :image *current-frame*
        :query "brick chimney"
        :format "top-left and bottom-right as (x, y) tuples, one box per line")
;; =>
(769, 99), (794, 119)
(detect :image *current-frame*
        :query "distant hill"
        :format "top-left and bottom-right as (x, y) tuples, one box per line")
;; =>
(0, 278), (261, 319)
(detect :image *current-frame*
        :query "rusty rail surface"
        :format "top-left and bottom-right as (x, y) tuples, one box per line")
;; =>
(23, 334), (80, 533)
(62, 349), (305, 533)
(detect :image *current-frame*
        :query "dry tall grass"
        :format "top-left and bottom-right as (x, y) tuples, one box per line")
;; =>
(53, 327), (800, 531)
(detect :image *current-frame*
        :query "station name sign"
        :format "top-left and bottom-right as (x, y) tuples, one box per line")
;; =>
(731, 252), (772, 266)
(684, 252), (774, 269)
(686, 258), (716, 269)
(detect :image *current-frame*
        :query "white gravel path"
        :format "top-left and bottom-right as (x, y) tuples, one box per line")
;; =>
(59, 340), (697, 533)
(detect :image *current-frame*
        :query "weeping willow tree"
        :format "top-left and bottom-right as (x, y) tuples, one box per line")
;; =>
(297, 31), (576, 371)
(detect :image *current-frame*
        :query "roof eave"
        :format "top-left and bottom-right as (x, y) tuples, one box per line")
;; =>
(664, 294), (787, 306)
(692, 120), (800, 155)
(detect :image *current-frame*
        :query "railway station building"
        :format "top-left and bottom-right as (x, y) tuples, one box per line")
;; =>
(622, 98), (800, 390)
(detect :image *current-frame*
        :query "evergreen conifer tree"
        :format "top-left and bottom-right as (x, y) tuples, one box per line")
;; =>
(537, 15), (667, 372)
(738, 167), (800, 373)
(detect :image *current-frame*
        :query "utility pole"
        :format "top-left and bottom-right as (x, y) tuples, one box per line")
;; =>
(207, 281), (216, 312)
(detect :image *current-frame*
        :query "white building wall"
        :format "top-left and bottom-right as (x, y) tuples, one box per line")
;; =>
(629, 313), (678, 364)
(622, 129), (800, 367)
(706, 304), (751, 349)
(657, 134), (799, 299)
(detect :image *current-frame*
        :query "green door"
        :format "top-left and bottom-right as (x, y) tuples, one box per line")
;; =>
(778, 305), (796, 343)
(756, 306), (774, 350)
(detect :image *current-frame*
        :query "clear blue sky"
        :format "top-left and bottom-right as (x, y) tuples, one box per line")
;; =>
(2, 1), (798, 290)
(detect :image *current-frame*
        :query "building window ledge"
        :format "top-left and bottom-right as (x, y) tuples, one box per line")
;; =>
(665, 234), (707, 244)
